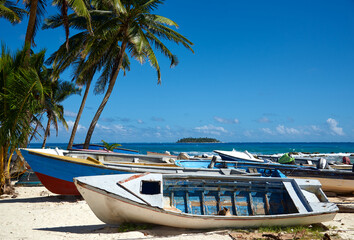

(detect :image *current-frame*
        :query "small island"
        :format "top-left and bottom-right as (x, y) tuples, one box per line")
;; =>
(177, 137), (221, 143)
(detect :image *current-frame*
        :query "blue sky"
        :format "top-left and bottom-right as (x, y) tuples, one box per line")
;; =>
(1, 0), (354, 143)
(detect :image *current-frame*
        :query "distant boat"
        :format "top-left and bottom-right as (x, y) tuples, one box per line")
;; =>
(257, 154), (353, 171)
(71, 144), (139, 154)
(213, 149), (265, 163)
(74, 173), (338, 229)
(177, 159), (354, 194)
(20, 148), (258, 196)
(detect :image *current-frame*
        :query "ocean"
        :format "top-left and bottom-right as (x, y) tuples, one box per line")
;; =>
(29, 142), (354, 161)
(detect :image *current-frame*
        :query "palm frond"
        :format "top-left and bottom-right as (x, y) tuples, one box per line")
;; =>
(0, 0), (27, 24)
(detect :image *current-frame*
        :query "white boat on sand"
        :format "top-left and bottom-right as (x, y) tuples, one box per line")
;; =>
(214, 149), (265, 163)
(74, 173), (338, 229)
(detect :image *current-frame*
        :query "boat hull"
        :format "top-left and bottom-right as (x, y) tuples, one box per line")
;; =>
(293, 176), (354, 194)
(75, 175), (338, 229)
(177, 160), (354, 194)
(214, 150), (264, 163)
(20, 149), (254, 196)
(35, 172), (80, 195)
(21, 150), (130, 195)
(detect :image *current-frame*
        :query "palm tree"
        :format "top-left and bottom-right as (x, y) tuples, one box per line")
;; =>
(41, 79), (80, 148)
(80, 0), (193, 148)
(101, 140), (121, 151)
(0, 45), (46, 194)
(0, 0), (27, 23)
(44, 12), (131, 149)
(44, 0), (193, 149)
(24, 0), (92, 51)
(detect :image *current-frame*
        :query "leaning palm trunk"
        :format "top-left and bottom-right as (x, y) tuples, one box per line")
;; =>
(24, 0), (38, 56)
(41, 114), (51, 148)
(83, 40), (128, 149)
(67, 79), (92, 149)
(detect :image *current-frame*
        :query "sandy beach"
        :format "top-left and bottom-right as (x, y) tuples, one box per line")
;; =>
(0, 185), (353, 240)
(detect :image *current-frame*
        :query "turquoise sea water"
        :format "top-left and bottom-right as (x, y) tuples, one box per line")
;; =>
(29, 142), (354, 156)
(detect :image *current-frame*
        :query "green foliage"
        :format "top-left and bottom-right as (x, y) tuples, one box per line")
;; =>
(256, 224), (327, 239)
(177, 137), (220, 143)
(44, 0), (194, 147)
(0, 44), (47, 193)
(101, 140), (122, 151)
(0, 0), (27, 24)
(24, 0), (91, 47)
(117, 222), (152, 233)
(41, 79), (81, 148)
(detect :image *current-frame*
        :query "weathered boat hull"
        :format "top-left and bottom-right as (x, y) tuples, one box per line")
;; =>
(293, 176), (354, 194)
(177, 160), (354, 194)
(21, 150), (126, 195)
(74, 174), (338, 229)
(20, 149), (254, 195)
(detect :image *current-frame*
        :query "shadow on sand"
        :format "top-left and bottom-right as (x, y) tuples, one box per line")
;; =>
(0, 195), (81, 203)
(34, 224), (223, 238)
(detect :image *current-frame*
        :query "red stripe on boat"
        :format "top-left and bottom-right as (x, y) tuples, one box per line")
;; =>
(35, 172), (80, 196)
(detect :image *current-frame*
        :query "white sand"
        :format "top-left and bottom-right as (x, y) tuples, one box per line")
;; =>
(0, 186), (353, 240)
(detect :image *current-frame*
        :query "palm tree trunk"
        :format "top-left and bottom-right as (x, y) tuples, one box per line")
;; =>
(42, 115), (51, 148)
(83, 41), (128, 149)
(24, 0), (38, 56)
(67, 80), (92, 149)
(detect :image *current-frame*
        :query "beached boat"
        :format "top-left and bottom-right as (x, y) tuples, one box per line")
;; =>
(257, 154), (353, 170)
(74, 173), (338, 229)
(20, 148), (259, 195)
(213, 149), (265, 163)
(71, 144), (139, 154)
(177, 159), (354, 194)
(50, 147), (176, 164)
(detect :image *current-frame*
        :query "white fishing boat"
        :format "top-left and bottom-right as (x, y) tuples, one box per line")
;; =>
(74, 173), (338, 229)
(214, 149), (265, 163)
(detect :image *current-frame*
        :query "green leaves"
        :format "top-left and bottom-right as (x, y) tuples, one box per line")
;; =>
(43, 0), (194, 147)
(0, 0), (27, 24)
(0, 45), (46, 148)
(101, 140), (122, 151)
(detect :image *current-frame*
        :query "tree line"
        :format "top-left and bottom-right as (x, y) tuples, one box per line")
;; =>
(177, 138), (221, 143)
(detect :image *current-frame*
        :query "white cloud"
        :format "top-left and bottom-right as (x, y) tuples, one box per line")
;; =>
(64, 111), (77, 118)
(261, 128), (273, 135)
(113, 124), (126, 131)
(326, 118), (344, 136)
(258, 117), (271, 123)
(67, 120), (86, 132)
(137, 119), (144, 124)
(243, 130), (252, 137)
(276, 125), (300, 135)
(214, 116), (239, 124)
(195, 124), (227, 135)
(94, 124), (128, 135)
(311, 125), (321, 132)
(96, 124), (110, 130)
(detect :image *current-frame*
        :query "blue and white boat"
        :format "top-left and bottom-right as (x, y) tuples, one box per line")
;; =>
(19, 148), (261, 196)
(74, 173), (338, 229)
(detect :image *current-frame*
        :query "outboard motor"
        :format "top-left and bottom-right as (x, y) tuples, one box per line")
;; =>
(317, 157), (328, 169)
